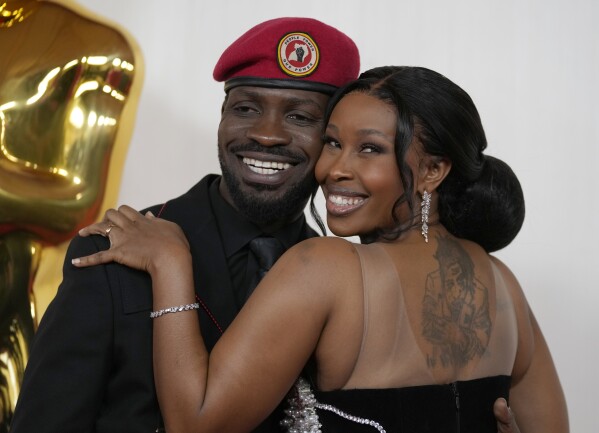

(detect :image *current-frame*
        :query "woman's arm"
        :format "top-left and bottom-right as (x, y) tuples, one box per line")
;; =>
(74, 206), (359, 432)
(510, 308), (569, 432)
(491, 257), (569, 433)
(149, 243), (337, 432)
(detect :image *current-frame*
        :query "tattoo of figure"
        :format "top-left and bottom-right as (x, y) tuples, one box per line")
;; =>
(422, 235), (491, 369)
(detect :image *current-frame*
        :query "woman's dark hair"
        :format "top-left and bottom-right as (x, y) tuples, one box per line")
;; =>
(323, 66), (524, 252)
(309, 185), (327, 236)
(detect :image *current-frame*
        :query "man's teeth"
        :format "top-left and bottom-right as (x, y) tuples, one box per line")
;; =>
(243, 157), (291, 174)
(329, 194), (364, 206)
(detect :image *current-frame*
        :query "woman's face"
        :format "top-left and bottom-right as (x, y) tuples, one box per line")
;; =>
(315, 92), (405, 238)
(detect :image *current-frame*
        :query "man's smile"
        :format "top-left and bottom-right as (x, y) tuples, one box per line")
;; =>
(242, 157), (292, 175)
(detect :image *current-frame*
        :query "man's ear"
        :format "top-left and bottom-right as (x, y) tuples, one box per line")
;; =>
(418, 156), (452, 193)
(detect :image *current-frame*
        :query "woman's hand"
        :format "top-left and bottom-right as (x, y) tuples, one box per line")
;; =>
(72, 205), (190, 275)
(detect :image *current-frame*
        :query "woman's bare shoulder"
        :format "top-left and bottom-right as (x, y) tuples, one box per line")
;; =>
(488, 255), (533, 316)
(489, 256), (526, 299)
(285, 237), (358, 263)
(271, 237), (362, 286)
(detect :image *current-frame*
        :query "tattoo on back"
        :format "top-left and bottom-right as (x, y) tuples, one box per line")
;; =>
(422, 235), (491, 369)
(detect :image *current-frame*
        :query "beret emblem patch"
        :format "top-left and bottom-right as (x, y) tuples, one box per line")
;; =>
(277, 32), (319, 77)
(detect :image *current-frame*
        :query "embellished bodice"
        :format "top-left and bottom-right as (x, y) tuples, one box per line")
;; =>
(282, 375), (510, 433)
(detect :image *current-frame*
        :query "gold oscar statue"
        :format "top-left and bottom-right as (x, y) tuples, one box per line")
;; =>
(0, 1), (143, 429)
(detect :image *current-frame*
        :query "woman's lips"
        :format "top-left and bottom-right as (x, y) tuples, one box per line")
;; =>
(324, 191), (367, 216)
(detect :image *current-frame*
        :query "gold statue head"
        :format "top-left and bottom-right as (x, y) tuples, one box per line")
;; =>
(0, 0), (143, 245)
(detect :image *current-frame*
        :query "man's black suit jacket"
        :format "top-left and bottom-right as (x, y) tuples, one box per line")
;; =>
(11, 174), (317, 433)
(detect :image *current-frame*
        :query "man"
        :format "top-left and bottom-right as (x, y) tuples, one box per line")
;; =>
(11, 17), (522, 433)
(10, 17), (358, 433)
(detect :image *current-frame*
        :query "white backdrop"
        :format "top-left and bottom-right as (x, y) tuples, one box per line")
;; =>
(75, 1), (598, 431)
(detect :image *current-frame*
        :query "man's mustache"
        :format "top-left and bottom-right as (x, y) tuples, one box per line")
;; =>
(228, 142), (308, 163)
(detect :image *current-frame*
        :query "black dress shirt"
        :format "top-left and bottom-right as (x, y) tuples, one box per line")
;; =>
(208, 179), (306, 308)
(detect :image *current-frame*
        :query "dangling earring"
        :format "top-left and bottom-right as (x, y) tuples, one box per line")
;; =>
(421, 190), (431, 243)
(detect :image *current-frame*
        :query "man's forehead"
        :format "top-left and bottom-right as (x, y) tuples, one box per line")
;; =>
(227, 86), (330, 107)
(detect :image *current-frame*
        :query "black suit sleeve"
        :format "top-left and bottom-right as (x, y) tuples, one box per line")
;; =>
(11, 235), (115, 433)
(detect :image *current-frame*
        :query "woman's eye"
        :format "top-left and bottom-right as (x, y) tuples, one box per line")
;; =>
(323, 136), (340, 148)
(361, 144), (381, 153)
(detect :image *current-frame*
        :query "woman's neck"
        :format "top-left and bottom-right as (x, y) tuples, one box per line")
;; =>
(360, 219), (446, 245)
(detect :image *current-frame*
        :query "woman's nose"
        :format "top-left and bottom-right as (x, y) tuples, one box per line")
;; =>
(326, 151), (354, 181)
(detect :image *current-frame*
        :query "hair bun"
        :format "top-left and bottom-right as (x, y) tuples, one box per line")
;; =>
(438, 155), (525, 252)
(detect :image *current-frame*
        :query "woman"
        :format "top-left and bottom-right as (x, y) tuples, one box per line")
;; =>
(74, 66), (567, 432)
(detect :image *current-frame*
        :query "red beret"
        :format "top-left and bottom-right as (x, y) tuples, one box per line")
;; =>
(213, 17), (360, 95)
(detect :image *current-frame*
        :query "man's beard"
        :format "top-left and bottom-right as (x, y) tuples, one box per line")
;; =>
(219, 145), (318, 226)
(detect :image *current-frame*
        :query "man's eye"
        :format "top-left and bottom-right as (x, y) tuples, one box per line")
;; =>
(288, 112), (319, 123)
(234, 105), (257, 113)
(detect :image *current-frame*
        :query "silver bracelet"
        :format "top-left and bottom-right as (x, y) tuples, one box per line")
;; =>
(150, 302), (200, 318)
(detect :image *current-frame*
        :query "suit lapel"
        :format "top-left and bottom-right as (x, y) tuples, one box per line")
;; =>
(159, 175), (239, 348)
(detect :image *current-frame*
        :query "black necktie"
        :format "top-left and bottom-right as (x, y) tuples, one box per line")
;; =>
(246, 236), (286, 300)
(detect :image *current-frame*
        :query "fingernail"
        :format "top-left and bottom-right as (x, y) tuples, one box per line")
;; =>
(146, 211), (155, 217)
(72, 258), (80, 265)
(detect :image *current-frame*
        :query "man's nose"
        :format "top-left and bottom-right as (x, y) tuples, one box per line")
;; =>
(246, 114), (291, 147)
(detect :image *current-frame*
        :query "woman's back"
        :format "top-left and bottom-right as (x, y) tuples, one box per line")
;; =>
(312, 231), (519, 390)
(346, 237), (518, 388)
(288, 233), (522, 432)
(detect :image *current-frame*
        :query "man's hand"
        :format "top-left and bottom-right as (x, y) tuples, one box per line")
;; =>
(494, 398), (520, 433)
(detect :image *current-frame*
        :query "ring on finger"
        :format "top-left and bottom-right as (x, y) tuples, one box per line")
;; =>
(105, 223), (116, 235)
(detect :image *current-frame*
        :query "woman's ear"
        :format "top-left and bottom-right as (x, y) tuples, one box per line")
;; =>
(418, 156), (452, 193)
